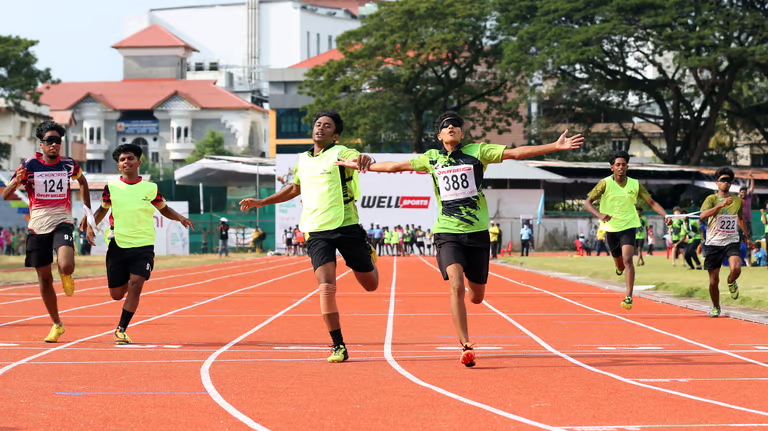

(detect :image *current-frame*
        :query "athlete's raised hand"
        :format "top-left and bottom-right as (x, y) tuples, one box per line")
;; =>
(335, 159), (360, 170)
(13, 165), (26, 185)
(240, 198), (265, 211)
(555, 130), (584, 151)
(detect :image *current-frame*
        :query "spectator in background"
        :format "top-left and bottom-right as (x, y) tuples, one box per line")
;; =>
(740, 175), (755, 267)
(578, 233), (592, 256)
(2, 226), (12, 255)
(372, 224), (383, 255)
(647, 225), (655, 255)
(425, 228), (434, 256)
(520, 222), (532, 257)
(595, 226), (609, 256)
(497, 223), (504, 256)
(415, 225), (426, 255)
(250, 226), (265, 252)
(753, 242), (767, 267)
(201, 227), (209, 254)
(218, 218), (230, 258)
(367, 223), (375, 244)
(489, 221), (500, 260)
(295, 226), (306, 256)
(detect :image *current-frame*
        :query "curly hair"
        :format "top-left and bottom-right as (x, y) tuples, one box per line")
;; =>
(434, 111), (464, 135)
(313, 110), (344, 135)
(609, 150), (630, 165)
(35, 120), (66, 141)
(112, 143), (143, 162)
(715, 166), (734, 181)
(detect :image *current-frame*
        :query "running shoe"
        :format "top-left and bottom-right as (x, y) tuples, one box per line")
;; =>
(460, 343), (476, 367)
(114, 330), (132, 345)
(369, 244), (378, 264)
(327, 344), (348, 363)
(709, 306), (721, 318)
(620, 296), (633, 310)
(728, 281), (739, 300)
(60, 274), (75, 297)
(44, 323), (65, 343)
(615, 264), (624, 276)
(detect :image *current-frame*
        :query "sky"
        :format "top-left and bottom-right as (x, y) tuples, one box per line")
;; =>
(4, 0), (243, 83)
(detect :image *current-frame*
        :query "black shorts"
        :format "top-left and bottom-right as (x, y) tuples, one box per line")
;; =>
(703, 242), (741, 271)
(106, 241), (155, 288)
(305, 224), (374, 273)
(434, 231), (490, 284)
(635, 238), (645, 250)
(286, 238), (293, 246)
(605, 228), (637, 258)
(25, 223), (74, 268)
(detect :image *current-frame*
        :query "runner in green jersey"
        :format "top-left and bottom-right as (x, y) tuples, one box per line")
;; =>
(240, 110), (378, 363)
(635, 207), (648, 266)
(90, 144), (194, 344)
(700, 167), (752, 317)
(584, 151), (672, 311)
(336, 110), (583, 367)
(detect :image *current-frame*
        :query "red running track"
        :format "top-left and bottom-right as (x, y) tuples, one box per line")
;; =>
(1, 255), (767, 430)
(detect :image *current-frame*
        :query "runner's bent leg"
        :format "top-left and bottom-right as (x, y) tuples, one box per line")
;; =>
(57, 245), (75, 276)
(727, 255), (741, 284)
(708, 268), (721, 308)
(35, 266), (61, 325)
(315, 261), (340, 332)
(622, 244), (635, 297)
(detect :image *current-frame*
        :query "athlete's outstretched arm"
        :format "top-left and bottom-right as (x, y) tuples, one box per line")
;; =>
(643, 196), (673, 226)
(159, 205), (195, 230)
(240, 183), (301, 211)
(335, 159), (414, 172)
(2, 165), (26, 201)
(502, 130), (584, 160)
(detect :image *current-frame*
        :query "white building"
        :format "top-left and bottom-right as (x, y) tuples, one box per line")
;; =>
(38, 24), (269, 173)
(0, 98), (51, 171)
(124, 0), (364, 101)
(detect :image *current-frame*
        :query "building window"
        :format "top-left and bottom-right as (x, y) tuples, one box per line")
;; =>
(86, 160), (102, 173)
(176, 127), (182, 141)
(275, 108), (312, 139)
(183, 127), (189, 139)
(88, 127), (94, 142)
(195, 62), (204, 71)
(328, 35), (333, 51)
(96, 128), (101, 143)
(209, 61), (218, 71)
(306, 32), (311, 59)
(611, 139), (629, 152)
(316, 33), (320, 56)
(751, 153), (768, 167)
(151, 152), (160, 163)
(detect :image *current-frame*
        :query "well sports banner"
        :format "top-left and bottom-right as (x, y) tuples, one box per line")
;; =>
(275, 153), (439, 253)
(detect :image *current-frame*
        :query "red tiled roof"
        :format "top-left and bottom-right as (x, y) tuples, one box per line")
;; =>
(304, 0), (366, 14)
(290, 48), (345, 68)
(37, 80), (267, 113)
(111, 24), (199, 52)
(50, 110), (76, 126)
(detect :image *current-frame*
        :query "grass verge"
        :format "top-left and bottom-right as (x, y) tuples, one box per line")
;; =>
(500, 254), (768, 311)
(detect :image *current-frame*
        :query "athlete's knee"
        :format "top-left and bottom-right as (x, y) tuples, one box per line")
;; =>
(468, 291), (484, 304)
(58, 262), (75, 276)
(109, 287), (125, 301)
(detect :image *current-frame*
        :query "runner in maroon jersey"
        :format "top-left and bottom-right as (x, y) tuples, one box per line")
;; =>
(2, 121), (94, 343)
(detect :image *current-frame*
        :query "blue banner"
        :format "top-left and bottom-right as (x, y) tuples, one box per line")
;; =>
(117, 120), (159, 134)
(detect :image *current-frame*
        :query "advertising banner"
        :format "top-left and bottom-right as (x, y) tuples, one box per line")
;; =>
(275, 153), (438, 253)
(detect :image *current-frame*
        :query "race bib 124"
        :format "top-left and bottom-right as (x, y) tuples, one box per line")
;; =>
(34, 171), (68, 200)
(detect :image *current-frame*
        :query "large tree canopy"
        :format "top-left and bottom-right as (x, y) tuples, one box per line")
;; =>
(0, 35), (54, 108)
(497, 0), (768, 164)
(301, 0), (519, 153)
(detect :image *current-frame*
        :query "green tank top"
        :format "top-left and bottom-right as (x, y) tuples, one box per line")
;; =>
(671, 219), (683, 241)
(107, 179), (158, 248)
(635, 216), (648, 239)
(683, 220), (702, 241)
(295, 145), (360, 232)
(384, 231), (391, 242)
(598, 176), (641, 232)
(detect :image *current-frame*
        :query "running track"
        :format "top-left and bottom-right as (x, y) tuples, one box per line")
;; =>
(1, 255), (767, 430)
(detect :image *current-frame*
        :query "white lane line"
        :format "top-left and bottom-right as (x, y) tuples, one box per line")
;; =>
(0, 257), (287, 306)
(200, 269), (351, 430)
(419, 257), (768, 418)
(387, 256), (562, 430)
(561, 424), (768, 430)
(489, 271), (768, 369)
(0, 266), (311, 378)
(0, 260), (303, 327)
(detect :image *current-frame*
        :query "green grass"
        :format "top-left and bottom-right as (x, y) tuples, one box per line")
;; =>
(0, 252), (262, 285)
(500, 254), (768, 311)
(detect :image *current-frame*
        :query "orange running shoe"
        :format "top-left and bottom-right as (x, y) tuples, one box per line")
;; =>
(460, 343), (476, 367)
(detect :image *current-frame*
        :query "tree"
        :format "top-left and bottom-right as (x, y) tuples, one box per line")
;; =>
(0, 36), (55, 108)
(301, 0), (520, 153)
(0, 141), (11, 161)
(497, 0), (768, 165)
(186, 129), (233, 162)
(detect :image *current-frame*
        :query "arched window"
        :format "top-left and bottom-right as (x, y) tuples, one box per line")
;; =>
(183, 127), (189, 139)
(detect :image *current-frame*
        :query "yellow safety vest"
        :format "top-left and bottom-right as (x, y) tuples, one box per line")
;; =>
(599, 176), (641, 232)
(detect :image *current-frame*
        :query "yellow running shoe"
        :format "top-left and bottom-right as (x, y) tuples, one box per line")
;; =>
(44, 323), (65, 343)
(60, 273), (75, 297)
(621, 296), (633, 310)
(114, 330), (132, 345)
(327, 344), (348, 363)
(369, 244), (378, 264)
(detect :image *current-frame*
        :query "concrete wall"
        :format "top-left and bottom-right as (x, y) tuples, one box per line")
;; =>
(123, 56), (184, 80)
